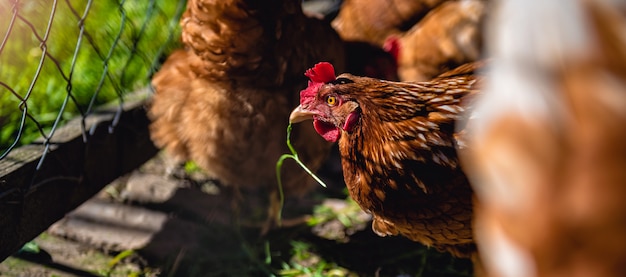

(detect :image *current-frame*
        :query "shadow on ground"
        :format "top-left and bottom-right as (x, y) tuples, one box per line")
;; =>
(2, 148), (473, 277)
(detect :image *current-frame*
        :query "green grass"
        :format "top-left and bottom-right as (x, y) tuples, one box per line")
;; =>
(278, 241), (356, 277)
(0, 0), (185, 155)
(306, 197), (365, 228)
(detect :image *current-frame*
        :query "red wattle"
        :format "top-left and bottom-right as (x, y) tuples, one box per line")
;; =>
(343, 112), (360, 132)
(313, 119), (340, 142)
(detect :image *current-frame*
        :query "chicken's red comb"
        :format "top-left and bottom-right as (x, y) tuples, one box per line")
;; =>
(305, 62), (336, 83)
(300, 62), (336, 104)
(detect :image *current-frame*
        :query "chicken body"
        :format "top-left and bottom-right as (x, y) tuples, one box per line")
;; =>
(463, 0), (626, 276)
(331, 0), (486, 82)
(332, 0), (446, 47)
(149, 0), (344, 225)
(384, 0), (486, 81)
(290, 61), (483, 257)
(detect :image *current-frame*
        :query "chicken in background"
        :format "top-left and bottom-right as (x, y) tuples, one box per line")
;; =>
(289, 61), (485, 258)
(332, 0), (446, 47)
(148, 0), (345, 231)
(462, 0), (626, 276)
(331, 0), (487, 82)
(301, 1), (400, 81)
(383, 0), (487, 81)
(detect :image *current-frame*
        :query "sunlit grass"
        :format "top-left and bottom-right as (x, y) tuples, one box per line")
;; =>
(0, 0), (184, 153)
(278, 241), (356, 277)
(307, 197), (365, 229)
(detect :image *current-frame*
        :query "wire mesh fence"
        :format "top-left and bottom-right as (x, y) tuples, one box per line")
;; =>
(0, 0), (184, 157)
(0, 0), (185, 257)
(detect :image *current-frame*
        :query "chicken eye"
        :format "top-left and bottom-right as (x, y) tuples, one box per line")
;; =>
(326, 95), (338, 106)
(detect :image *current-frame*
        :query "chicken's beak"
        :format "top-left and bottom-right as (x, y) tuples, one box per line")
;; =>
(289, 105), (316, 123)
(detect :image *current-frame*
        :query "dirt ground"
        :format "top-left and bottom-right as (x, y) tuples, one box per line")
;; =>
(0, 147), (473, 277)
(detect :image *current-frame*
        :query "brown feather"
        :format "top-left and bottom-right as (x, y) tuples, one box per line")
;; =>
(299, 61), (483, 257)
(149, 0), (345, 228)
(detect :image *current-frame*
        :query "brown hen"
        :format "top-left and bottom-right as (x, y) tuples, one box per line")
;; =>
(331, 0), (486, 82)
(332, 0), (446, 47)
(148, 0), (344, 229)
(463, 0), (626, 276)
(383, 0), (487, 81)
(289, 61), (484, 257)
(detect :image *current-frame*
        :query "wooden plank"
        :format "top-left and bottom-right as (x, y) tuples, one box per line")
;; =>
(48, 198), (169, 251)
(0, 93), (159, 261)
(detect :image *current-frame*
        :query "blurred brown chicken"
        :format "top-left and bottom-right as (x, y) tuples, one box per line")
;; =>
(289, 61), (484, 258)
(148, 0), (345, 230)
(383, 0), (487, 81)
(332, 0), (446, 47)
(331, 0), (486, 82)
(462, 0), (626, 276)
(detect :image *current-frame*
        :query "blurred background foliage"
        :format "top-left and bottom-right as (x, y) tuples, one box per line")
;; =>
(0, 0), (185, 153)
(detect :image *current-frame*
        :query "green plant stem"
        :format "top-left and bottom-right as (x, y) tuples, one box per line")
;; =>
(282, 124), (327, 188)
(275, 123), (328, 225)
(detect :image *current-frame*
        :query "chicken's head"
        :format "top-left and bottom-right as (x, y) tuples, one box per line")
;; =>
(290, 62), (361, 143)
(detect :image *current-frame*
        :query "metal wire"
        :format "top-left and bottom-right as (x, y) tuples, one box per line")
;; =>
(0, 0), (185, 198)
